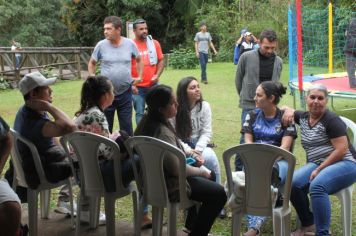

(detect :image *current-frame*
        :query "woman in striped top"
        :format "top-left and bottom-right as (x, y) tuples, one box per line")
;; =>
(288, 84), (356, 236)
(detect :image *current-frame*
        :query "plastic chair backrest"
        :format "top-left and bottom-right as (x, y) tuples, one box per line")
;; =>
(10, 128), (49, 189)
(61, 131), (124, 197)
(223, 143), (296, 216)
(125, 136), (190, 208)
(340, 116), (356, 149)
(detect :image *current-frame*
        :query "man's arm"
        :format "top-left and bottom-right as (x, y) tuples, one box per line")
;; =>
(235, 54), (245, 95)
(194, 41), (199, 58)
(88, 58), (97, 76)
(151, 58), (164, 83)
(0, 132), (12, 175)
(209, 41), (217, 55)
(26, 99), (76, 137)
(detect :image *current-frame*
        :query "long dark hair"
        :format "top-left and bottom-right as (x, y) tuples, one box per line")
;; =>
(134, 85), (175, 137)
(175, 76), (203, 140)
(75, 75), (112, 116)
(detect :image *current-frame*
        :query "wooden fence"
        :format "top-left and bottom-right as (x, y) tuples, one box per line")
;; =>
(0, 47), (93, 81)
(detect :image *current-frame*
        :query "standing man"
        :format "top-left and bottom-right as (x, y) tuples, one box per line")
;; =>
(11, 40), (22, 70)
(344, 18), (356, 89)
(194, 22), (217, 84)
(235, 29), (283, 170)
(131, 18), (164, 125)
(88, 16), (143, 135)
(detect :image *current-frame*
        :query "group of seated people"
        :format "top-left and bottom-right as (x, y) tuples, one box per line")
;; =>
(0, 71), (356, 236)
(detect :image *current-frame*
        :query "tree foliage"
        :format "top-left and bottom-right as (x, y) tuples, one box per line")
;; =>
(0, 0), (354, 62)
(0, 0), (72, 47)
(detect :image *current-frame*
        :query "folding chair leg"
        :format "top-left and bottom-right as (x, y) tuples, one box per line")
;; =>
(232, 213), (242, 236)
(152, 206), (163, 236)
(337, 187), (353, 236)
(167, 203), (178, 236)
(104, 196), (116, 236)
(67, 179), (75, 228)
(132, 191), (141, 236)
(89, 196), (101, 229)
(76, 192), (82, 236)
(40, 189), (51, 219)
(28, 190), (38, 236)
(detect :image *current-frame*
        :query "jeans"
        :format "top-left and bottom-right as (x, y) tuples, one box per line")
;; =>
(246, 159), (289, 231)
(187, 139), (221, 185)
(104, 87), (133, 135)
(133, 86), (153, 125)
(235, 108), (254, 171)
(290, 160), (356, 236)
(185, 176), (227, 236)
(199, 52), (209, 82)
(15, 55), (22, 70)
(346, 54), (356, 87)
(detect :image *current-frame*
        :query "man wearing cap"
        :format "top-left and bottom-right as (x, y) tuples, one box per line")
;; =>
(235, 29), (283, 171)
(131, 18), (164, 125)
(194, 22), (217, 84)
(13, 71), (76, 215)
(88, 16), (143, 135)
(239, 32), (258, 56)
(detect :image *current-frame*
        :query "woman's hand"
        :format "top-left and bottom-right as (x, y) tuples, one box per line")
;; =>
(309, 168), (321, 181)
(192, 150), (204, 166)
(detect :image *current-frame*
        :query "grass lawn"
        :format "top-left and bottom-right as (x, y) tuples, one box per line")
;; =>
(0, 62), (355, 235)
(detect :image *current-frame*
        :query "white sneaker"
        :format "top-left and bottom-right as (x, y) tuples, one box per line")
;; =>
(55, 201), (77, 216)
(80, 210), (106, 225)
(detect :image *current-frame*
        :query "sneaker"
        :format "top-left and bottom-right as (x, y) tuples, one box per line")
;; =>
(218, 208), (227, 219)
(55, 201), (77, 215)
(141, 214), (152, 230)
(80, 210), (106, 225)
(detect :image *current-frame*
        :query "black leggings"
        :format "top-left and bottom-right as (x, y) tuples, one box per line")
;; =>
(185, 176), (227, 236)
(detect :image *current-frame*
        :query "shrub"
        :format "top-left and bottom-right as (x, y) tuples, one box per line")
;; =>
(169, 47), (198, 69)
(0, 77), (10, 90)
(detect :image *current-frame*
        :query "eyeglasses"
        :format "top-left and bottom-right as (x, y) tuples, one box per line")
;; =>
(309, 95), (325, 101)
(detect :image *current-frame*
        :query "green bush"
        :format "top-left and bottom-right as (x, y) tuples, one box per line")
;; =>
(0, 77), (10, 90)
(169, 47), (198, 69)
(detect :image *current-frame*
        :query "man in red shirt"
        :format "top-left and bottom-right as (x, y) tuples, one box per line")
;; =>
(131, 19), (164, 125)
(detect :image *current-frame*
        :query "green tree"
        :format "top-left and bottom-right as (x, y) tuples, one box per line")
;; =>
(0, 0), (73, 47)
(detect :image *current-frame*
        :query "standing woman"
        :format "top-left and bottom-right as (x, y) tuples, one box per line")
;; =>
(285, 84), (356, 236)
(135, 85), (227, 236)
(175, 76), (222, 185)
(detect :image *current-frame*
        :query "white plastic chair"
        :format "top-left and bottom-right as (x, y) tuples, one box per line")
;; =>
(61, 131), (140, 236)
(223, 143), (296, 236)
(10, 128), (74, 236)
(332, 116), (355, 236)
(125, 136), (196, 236)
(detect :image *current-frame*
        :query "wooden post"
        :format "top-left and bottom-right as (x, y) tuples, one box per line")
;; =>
(75, 51), (81, 79)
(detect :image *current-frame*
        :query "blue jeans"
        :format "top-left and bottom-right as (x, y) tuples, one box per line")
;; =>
(15, 55), (22, 70)
(199, 52), (209, 82)
(346, 54), (356, 87)
(187, 139), (221, 185)
(104, 87), (133, 135)
(133, 86), (153, 125)
(291, 160), (356, 236)
(235, 108), (254, 171)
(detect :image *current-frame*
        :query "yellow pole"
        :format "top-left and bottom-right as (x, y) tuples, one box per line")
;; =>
(328, 2), (333, 73)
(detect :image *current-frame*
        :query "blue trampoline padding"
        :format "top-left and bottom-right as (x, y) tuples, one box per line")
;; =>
(290, 75), (324, 82)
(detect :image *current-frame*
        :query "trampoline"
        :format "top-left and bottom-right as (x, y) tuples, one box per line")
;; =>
(289, 72), (356, 111)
